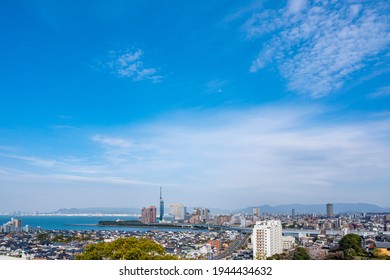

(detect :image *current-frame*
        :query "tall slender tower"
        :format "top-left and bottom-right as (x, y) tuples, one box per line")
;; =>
(159, 187), (164, 221)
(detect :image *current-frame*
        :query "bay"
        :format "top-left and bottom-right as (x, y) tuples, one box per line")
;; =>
(0, 215), (200, 232)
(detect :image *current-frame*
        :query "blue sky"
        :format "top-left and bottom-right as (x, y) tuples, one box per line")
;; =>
(0, 0), (389, 212)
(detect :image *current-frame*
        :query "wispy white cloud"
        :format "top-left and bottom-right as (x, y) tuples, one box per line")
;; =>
(0, 145), (17, 151)
(2, 105), (390, 208)
(368, 85), (390, 98)
(26, 173), (163, 186)
(91, 134), (156, 165)
(1, 154), (62, 168)
(246, 1), (390, 98)
(0, 168), (9, 174)
(221, 0), (263, 24)
(92, 135), (134, 149)
(79, 106), (390, 206)
(287, 0), (307, 14)
(0, 153), (105, 175)
(107, 49), (162, 83)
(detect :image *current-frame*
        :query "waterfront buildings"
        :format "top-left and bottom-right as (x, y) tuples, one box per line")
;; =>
(215, 215), (232, 226)
(252, 220), (283, 259)
(203, 208), (210, 222)
(189, 208), (211, 224)
(141, 206), (157, 224)
(189, 208), (202, 224)
(169, 204), (186, 221)
(1, 218), (22, 233)
(1, 218), (40, 233)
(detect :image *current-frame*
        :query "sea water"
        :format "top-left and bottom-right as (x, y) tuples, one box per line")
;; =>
(0, 215), (200, 232)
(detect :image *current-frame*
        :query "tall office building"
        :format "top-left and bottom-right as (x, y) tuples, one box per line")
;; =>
(252, 220), (283, 259)
(190, 208), (203, 224)
(203, 208), (210, 222)
(141, 206), (156, 224)
(292, 209), (296, 219)
(252, 207), (260, 222)
(1, 218), (23, 233)
(11, 218), (22, 228)
(159, 187), (164, 221)
(169, 204), (186, 221)
(326, 203), (334, 217)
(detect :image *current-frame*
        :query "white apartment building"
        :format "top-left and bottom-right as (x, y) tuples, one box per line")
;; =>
(252, 220), (283, 259)
(169, 204), (186, 221)
(282, 236), (296, 250)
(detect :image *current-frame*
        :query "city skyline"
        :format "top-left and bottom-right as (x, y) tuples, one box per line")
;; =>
(2, 201), (390, 216)
(1, 1), (390, 212)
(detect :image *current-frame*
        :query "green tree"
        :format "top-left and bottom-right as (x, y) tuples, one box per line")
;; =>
(338, 234), (364, 257)
(75, 237), (178, 260)
(292, 247), (310, 260)
(267, 253), (288, 260)
(37, 233), (49, 242)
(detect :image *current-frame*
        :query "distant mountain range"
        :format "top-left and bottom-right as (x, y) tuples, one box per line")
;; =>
(49, 203), (390, 215)
(237, 203), (390, 215)
(50, 207), (232, 215)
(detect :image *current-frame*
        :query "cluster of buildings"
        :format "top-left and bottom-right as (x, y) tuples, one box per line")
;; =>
(2, 201), (389, 260)
(141, 187), (164, 223)
(248, 203), (390, 259)
(0, 231), (85, 260)
(250, 219), (298, 259)
(0, 226), (245, 260)
(140, 187), (258, 227)
(252, 220), (283, 259)
(141, 188), (210, 224)
(138, 197), (390, 260)
(1, 218), (40, 234)
(145, 230), (242, 259)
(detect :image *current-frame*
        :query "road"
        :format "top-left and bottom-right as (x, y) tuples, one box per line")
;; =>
(214, 233), (251, 260)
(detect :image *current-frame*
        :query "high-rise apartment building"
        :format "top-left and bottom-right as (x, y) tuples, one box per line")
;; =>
(203, 208), (210, 222)
(141, 206), (157, 224)
(326, 203), (334, 217)
(190, 208), (202, 224)
(252, 220), (283, 259)
(11, 218), (22, 228)
(252, 207), (260, 222)
(216, 215), (232, 226)
(169, 204), (186, 221)
(1, 218), (23, 233)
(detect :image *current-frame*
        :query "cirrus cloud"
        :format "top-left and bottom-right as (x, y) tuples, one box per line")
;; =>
(247, 0), (390, 98)
(107, 49), (163, 83)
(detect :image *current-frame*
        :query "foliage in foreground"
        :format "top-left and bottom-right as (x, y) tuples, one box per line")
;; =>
(326, 234), (367, 260)
(75, 237), (178, 260)
(267, 247), (310, 260)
